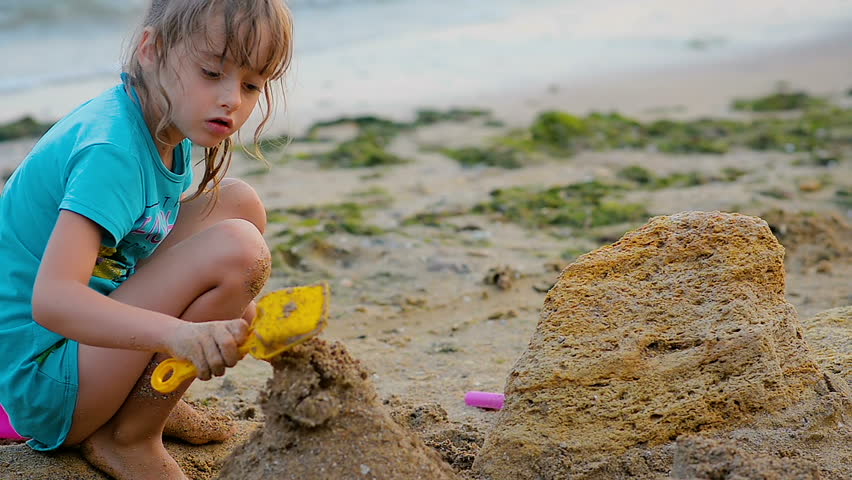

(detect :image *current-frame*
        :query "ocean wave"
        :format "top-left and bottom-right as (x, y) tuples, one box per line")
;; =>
(0, 0), (144, 28)
(0, 67), (119, 95)
(0, 0), (402, 29)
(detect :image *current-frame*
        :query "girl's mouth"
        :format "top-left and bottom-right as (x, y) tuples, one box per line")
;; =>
(206, 118), (233, 135)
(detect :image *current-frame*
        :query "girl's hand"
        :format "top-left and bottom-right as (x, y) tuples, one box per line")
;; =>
(164, 319), (250, 381)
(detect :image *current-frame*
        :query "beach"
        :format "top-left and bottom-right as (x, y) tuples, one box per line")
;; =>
(1, 1), (851, 478)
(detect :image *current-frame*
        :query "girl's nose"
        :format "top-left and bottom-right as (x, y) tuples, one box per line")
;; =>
(220, 81), (242, 112)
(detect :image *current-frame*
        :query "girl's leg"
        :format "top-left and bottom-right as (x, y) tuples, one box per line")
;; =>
(156, 178), (268, 253)
(66, 179), (269, 480)
(161, 177), (267, 444)
(159, 178), (266, 445)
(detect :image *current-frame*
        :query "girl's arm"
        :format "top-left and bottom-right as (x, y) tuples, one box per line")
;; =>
(34, 210), (180, 351)
(32, 210), (247, 379)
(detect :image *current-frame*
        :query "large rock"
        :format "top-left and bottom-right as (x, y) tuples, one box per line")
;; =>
(216, 338), (457, 480)
(473, 211), (850, 479)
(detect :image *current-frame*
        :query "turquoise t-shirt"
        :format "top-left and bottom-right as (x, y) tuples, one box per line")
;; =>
(0, 80), (194, 450)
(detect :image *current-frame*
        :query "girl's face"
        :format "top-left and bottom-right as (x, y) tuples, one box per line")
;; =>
(139, 14), (272, 150)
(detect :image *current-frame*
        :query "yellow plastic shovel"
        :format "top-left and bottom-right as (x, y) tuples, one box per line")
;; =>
(151, 283), (329, 394)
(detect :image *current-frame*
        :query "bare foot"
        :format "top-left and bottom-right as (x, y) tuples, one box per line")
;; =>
(81, 425), (187, 480)
(163, 399), (234, 445)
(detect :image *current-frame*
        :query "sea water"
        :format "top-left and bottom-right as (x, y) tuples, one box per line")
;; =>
(1, 0), (851, 125)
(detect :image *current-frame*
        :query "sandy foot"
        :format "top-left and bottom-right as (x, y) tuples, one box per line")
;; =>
(163, 399), (234, 445)
(80, 426), (187, 480)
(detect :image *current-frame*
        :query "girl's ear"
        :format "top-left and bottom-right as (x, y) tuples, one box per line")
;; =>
(137, 27), (159, 70)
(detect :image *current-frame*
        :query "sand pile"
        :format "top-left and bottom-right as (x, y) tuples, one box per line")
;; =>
(472, 211), (851, 479)
(386, 398), (485, 472)
(802, 306), (852, 382)
(216, 338), (457, 480)
(670, 436), (821, 479)
(762, 209), (852, 272)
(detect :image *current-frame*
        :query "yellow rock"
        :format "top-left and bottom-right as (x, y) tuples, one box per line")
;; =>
(474, 211), (848, 480)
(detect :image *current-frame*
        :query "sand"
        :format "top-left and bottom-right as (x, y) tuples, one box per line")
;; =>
(1, 31), (850, 479)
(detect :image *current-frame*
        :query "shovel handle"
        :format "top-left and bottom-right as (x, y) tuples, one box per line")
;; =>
(151, 358), (197, 394)
(151, 342), (253, 394)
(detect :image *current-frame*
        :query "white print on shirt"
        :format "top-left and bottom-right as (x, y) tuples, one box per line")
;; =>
(131, 196), (178, 245)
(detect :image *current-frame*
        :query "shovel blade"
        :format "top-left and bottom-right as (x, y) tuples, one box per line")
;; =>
(247, 283), (329, 360)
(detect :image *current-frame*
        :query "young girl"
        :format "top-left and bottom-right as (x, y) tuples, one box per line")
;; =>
(0, 1), (293, 478)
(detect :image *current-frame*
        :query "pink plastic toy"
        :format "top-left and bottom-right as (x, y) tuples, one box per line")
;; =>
(464, 391), (505, 410)
(0, 402), (25, 440)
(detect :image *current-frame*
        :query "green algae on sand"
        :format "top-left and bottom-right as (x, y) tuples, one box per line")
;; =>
(473, 181), (648, 229)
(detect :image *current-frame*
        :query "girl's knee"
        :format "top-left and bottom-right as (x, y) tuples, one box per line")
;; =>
(212, 218), (270, 264)
(209, 219), (271, 295)
(218, 178), (267, 234)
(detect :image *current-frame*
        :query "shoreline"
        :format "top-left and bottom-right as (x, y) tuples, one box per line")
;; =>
(259, 26), (852, 136)
(1, 27), (851, 139)
(474, 26), (852, 126)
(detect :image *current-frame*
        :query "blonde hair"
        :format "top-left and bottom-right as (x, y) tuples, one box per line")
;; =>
(124, 0), (294, 201)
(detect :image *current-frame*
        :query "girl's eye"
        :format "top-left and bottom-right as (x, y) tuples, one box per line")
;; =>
(244, 83), (261, 92)
(201, 68), (222, 79)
